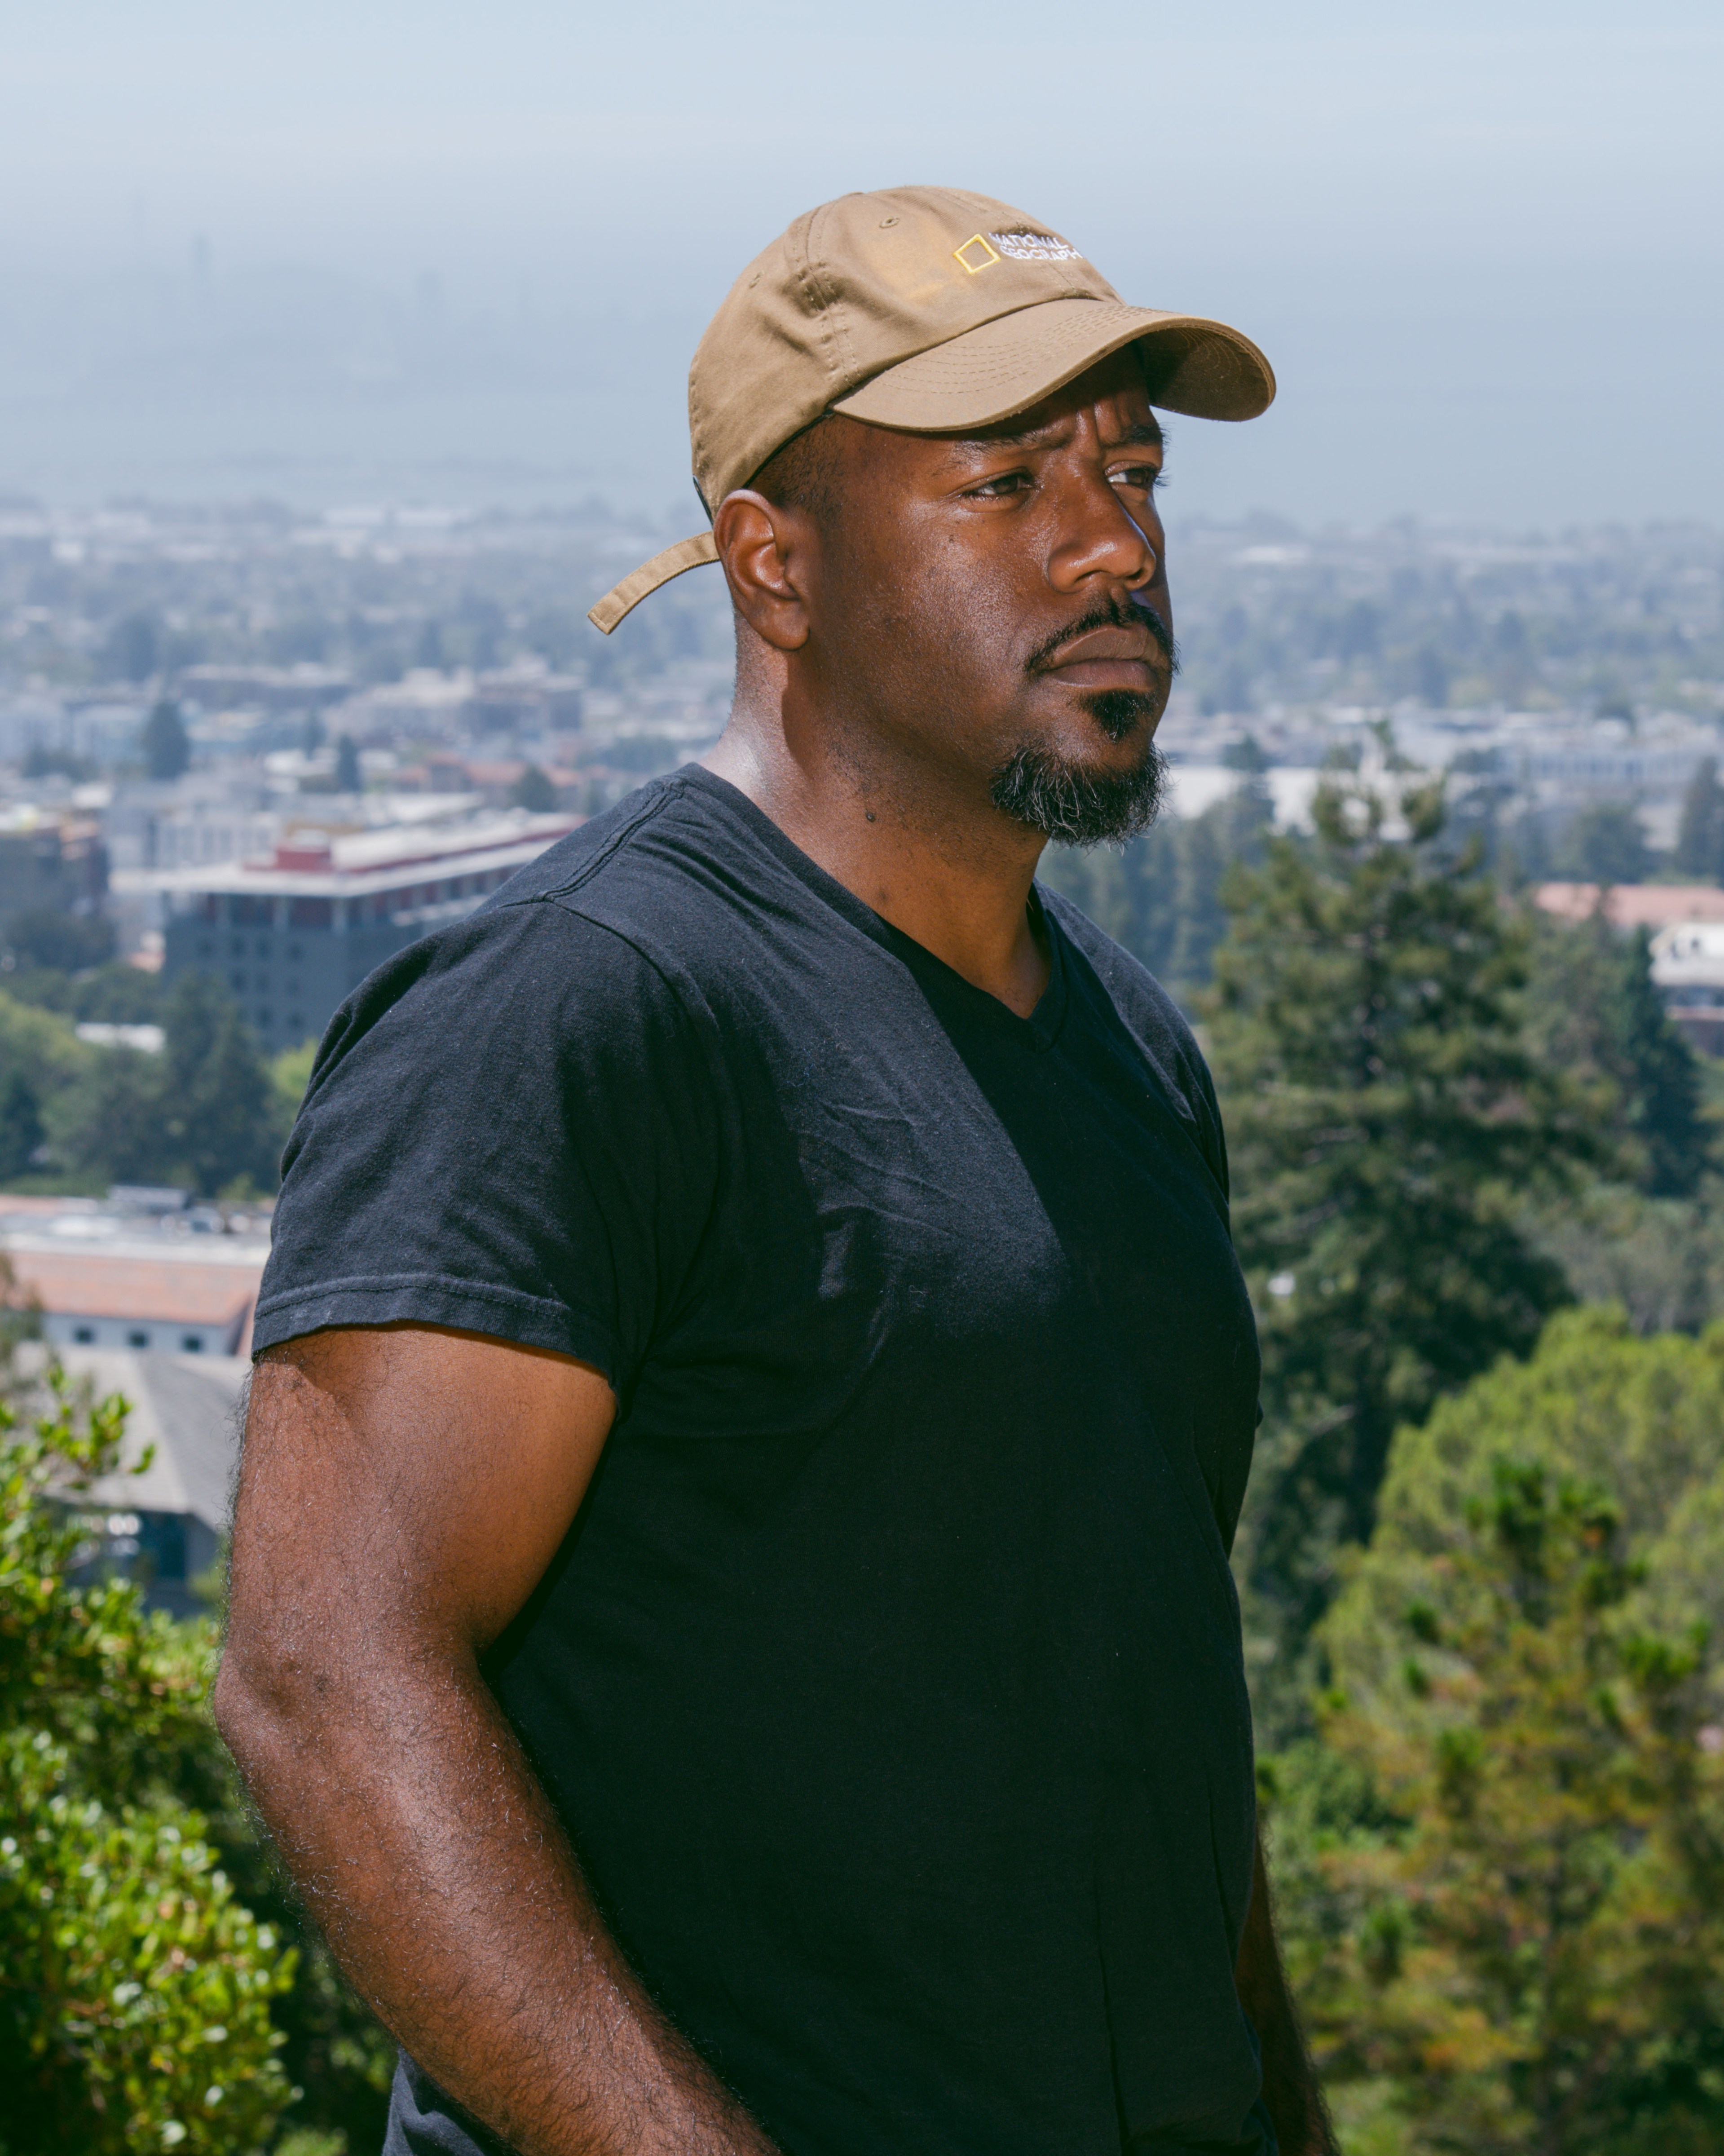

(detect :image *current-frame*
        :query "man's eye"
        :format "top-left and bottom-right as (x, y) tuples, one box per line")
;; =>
(1110, 464), (1164, 493)
(969, 471), (1033, 498)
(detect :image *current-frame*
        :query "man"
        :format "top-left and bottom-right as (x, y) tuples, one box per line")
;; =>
(218, 186), (1333, 2156)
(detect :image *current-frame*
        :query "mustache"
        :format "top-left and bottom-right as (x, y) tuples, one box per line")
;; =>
(1023, 596), (1179, 678)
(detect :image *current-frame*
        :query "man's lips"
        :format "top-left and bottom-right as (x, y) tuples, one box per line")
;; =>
(1034, 623), (1160, 688)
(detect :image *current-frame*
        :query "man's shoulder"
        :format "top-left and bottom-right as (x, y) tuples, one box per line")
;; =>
(305, 778), (729, 1091)
(374, 768), (742, 991)
(480, 772), (693, 915)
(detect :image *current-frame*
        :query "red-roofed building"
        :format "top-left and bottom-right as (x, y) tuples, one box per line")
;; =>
(1534, 883), (1724, 931)
(1, 1219), (269, 1356)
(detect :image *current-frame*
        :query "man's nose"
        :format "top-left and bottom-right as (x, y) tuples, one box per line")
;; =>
(1045, 478), (1158, 594)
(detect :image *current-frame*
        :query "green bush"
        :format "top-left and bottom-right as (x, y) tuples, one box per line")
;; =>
(1274, 1309), (1724, 2154)
(0, 1369), (296, 2152)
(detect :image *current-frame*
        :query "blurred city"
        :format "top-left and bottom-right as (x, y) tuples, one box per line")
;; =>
(6, 6), (1724, 2150)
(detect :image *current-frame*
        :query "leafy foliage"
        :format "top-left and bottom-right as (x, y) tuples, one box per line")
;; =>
(141, 701), (192, 782)
(0, 910), (116, 975)
(1523, 908), (1709, 1198)
(1551, 800), (1653, 887)
(1040, 761), (1273, 1004)
(46, 975), (284, 1197)
(0, 1370), (296, 2152)
(1674, 757), (1724, 881)
(1277, 1311), (1724, 2154)
(0, 1071), (45, 1181)
(510, 763), (557, 813)
(1206, 779), (1599, 1723)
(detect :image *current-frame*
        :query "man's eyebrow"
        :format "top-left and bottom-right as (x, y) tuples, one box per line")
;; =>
(941, 414), (1166, 455)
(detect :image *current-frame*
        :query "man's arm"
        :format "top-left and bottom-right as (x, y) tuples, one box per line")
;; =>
(1235, 1829), (1336, 2156)
(215, 1323), (777, 2156)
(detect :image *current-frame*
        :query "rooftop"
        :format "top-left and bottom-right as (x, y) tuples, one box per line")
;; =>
(129, 808), (578, 900)
(1533, 883), (1724, 930)
(46, 1345), (248, 1531)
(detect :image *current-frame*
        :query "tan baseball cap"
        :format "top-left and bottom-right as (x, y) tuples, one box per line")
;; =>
(588, 184), (1275, 633)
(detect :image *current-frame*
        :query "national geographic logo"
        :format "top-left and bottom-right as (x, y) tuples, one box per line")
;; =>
(953, 230), (1085, 274)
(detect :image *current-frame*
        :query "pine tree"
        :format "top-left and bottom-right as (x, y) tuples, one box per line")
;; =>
(148, 976), (281, 1195)
(334, 734), (363, 793)
(0, 1071), (43, 1180)
(510, 763), (558, 813)
(1288, 1309), (1724, 2154)
(1674, 755), (1724, 880)
(139, 700), (190, 782)
(1207, 778), (1599, 1692)
(1554, 800), (1651, 885)
(1525, 909), (1708, 1197)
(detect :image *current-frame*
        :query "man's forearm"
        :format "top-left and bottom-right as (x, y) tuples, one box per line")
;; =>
(1235, 1832), (1335, 2156)
(215, 1639), (776, 2156)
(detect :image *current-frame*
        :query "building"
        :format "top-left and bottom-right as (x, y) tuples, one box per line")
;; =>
(53, 1346), (248, 1617)
(141, 808), (578, 1053)
(1532, 889), (1724, 1053)
(1534, 883), (1724, 932)
(0, 1199), (270, 1356)
(1649, 922), (1724, 1056)
(176, 662), (354, 718)
(0, 804), (108, 918)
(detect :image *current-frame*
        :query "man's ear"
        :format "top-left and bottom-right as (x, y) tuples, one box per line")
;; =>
(714, 490), (813, 653)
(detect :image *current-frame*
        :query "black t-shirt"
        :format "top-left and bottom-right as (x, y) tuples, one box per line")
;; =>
(257, 765), (1270, 2156)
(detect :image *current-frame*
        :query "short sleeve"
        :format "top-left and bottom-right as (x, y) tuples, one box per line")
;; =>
(252, 897), (719, 1399)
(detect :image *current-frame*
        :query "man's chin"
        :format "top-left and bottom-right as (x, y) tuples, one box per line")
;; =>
(1081, 686), (1162, 745)
(989, 737), (1168, 847)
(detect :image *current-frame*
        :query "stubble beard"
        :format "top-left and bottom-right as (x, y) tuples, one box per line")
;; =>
(989, 690), (1169, 845)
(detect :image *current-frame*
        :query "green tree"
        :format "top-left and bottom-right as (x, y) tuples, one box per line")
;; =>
(1284, 1309), (1724, 2154)
(270, 1038), (320, 1128)
(0, 1370), (297, 2152)
(0, 1069), (45, 1180)
(510, 763), (558, 813)
(1040, 770), (1272, 1004)
(141, 700), (191, 783)
(1208, 779), (1597, 1710)
(156, 975), (283, 1196)
(48, 978), (283, 1197)
(0, 989), (95, 1100)
(333, 735), (362, 794)
(4, 959), (166, 1027)
(1674, 756), (1724, 881)
(1553, 801), (1652, 887)
(0, 910), (116, 974)
(1524, 908), (1708, 1198)
(47, 1043), (169, 1188)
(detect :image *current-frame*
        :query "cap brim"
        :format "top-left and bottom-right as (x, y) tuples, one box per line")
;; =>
(832, 298), (1274, 432)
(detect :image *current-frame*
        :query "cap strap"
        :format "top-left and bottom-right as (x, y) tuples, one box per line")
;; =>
(587, 531), (721, 635)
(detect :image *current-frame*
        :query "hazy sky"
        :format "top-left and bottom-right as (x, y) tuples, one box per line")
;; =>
(2, 0), (1720, 523)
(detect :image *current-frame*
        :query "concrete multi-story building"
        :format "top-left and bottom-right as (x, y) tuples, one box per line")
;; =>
(143, 808), (578, 1052)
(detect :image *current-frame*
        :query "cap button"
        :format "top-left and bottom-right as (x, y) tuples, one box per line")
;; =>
(879, 216), (899, 229)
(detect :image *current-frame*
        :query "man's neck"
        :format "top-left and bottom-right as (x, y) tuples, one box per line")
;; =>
(703, 706), (1051, 1021)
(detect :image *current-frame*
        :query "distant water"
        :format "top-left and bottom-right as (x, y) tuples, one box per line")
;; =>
(1, 384), (696, 519)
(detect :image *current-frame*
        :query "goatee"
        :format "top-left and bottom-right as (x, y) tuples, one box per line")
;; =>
(990, 702), (1168, 846)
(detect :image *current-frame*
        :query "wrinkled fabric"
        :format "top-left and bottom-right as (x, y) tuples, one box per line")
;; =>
(262, 766), (1268, 2156)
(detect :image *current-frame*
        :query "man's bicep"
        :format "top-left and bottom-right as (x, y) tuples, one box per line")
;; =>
(234, 1323), (617, 1655)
